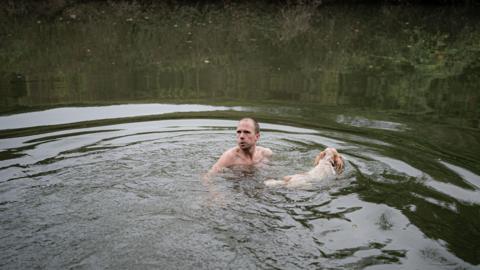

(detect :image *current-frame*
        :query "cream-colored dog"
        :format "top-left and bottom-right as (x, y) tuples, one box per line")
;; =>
(264, 147), (344, 188)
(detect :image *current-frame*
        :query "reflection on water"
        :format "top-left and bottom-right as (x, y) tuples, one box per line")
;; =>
(0, 118), (479, 269)
(1, 2), (480, 269)
(336, 115), (406, 131)
(0, 104), (245, 130)
(1, 3), (479, 129)
(439, 161), (480, 190)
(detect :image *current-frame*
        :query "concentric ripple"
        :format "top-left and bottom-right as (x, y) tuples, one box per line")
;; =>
(0, 119), (478, 269)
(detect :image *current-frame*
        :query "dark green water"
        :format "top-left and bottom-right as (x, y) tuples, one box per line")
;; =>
(0, 3), (479, 269)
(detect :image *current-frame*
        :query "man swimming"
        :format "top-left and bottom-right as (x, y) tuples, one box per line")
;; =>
(207, 117), (272, 176)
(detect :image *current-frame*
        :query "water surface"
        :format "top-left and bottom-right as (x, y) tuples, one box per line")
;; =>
(1, 116), (479, 269)
(0, 2), (479, 269)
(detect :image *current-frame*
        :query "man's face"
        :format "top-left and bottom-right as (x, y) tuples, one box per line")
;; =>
(236, 119), (259, 150)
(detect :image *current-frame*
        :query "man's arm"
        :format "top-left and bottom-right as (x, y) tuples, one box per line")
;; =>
(202, 150), (235, 204)
(211, 149), (235, 173)
(203, 148), (235, 181)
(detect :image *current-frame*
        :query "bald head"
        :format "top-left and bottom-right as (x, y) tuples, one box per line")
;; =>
(239, 117), (260, 134)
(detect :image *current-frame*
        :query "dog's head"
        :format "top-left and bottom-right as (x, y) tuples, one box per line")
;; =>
(314, 147), (344, 175)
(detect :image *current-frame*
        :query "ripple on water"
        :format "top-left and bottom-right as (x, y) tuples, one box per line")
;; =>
(0, 119), (478, 269)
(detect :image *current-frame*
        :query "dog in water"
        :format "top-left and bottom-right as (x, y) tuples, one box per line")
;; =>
(264, 147), (344, 188)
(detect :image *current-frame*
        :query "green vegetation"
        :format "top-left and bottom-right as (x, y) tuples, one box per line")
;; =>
(0, 1), (479, 123)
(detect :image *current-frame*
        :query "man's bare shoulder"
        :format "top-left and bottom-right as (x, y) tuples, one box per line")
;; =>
(217, 147), (242, 164)
(257, 146), (273, 157)
(223, 146), (240, 157)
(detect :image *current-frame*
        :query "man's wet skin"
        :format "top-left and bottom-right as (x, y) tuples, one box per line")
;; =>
(206, 118), (272, 177)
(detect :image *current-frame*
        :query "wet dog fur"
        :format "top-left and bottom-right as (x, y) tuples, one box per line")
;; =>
(264, 147), (344, 188)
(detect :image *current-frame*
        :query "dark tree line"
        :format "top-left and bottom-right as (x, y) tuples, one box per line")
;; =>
(2, 0), (479, 18)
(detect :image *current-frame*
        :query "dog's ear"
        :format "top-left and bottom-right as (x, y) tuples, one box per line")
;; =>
(314, 151), (326, 165)
(333, 155), (344, 174)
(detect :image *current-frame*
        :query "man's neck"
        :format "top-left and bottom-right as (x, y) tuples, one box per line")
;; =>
(239, 145), (256, 160)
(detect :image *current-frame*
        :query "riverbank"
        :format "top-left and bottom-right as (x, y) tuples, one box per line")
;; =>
(1, 1), (479, 125)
